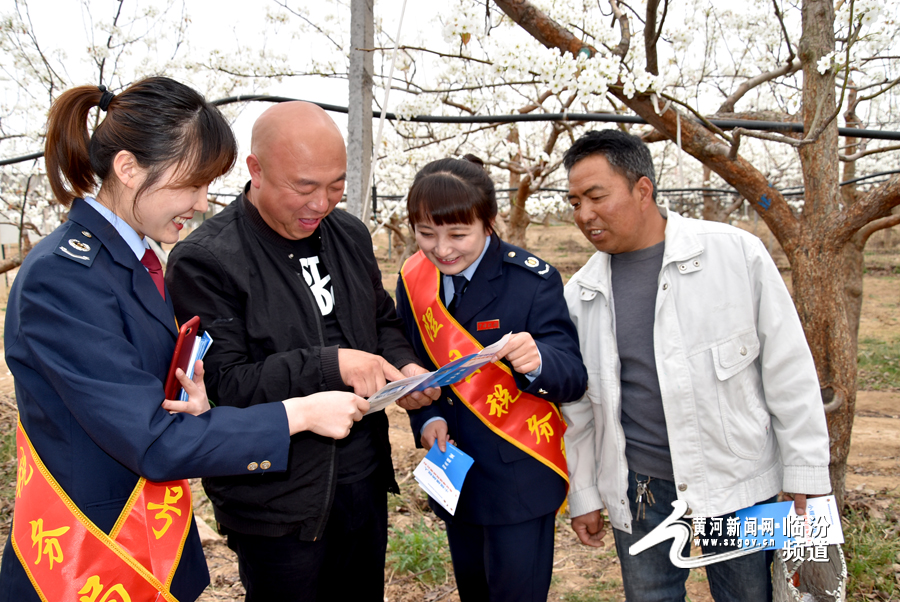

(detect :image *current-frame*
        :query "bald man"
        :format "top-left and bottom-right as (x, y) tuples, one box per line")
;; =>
(166, 102), (436, 602)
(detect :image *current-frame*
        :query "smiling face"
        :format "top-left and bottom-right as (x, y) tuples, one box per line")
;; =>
(245, 102), (347, 241)
(246, 139), (346, 240)
(106, 161), (210, 244)
(567, 154), (664, 254)
(414, 218), (491, 275)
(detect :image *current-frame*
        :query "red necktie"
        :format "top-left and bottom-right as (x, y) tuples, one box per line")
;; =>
(140, 248), (166, 299)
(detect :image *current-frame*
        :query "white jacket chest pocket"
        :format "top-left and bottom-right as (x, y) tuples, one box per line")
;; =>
(711, 330), (769, 460)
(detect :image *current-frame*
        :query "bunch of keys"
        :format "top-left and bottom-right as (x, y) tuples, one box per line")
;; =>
(635, 476), (656, 520)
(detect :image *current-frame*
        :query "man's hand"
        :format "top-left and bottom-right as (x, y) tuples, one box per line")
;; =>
(420, 419), (453, 452)
(396, 363), (440, 411)
(783, 492), (826, 516)
(282, 391), (369, 438)
(495, 332), (541, 375)
(571, 509), (606, 548)
(162, 360), (210, 416)
(338, 349), (404, 398)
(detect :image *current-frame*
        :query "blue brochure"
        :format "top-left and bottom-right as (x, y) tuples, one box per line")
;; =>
(413, 442), (475, 515)
(365, 333), (511, 414)
(692, 495), (843, 553)
(178, 331), (213, 401)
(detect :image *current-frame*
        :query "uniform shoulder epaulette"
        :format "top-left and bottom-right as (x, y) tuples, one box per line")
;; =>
(53, 225), (102, 267)
(502, 248), (555, 279)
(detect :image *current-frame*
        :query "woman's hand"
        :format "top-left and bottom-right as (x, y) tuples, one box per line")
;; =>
(495, 332), (541, 374)
(420, 419), (454, 452)
(282, 392), (370, 438)
(397, 363), (440, 411)
(161, 360), (210, 416)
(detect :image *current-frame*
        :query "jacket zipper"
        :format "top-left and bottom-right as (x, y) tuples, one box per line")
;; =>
(297, 274), (337, 541)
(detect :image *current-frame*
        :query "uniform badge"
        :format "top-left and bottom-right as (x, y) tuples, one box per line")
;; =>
(54, 226), (101, 266)
(477, 319), (500, 331)
(525, 257), (539, 268)
(69, 238), (91, 252)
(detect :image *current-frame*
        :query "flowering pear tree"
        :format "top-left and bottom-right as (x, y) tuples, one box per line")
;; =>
(0, 0), (271, 270)
(486, 0), (900, 505)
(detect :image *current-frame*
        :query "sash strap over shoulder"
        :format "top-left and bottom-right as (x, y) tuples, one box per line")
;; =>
(401, 251), (569, 486)
(12, 420), (192, 602)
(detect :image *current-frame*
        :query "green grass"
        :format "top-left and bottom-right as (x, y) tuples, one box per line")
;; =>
(386, 519), (453, 585)
(844, 504), (900, 598)
(559, 577), (620, 602)
(857, 337), (900, 390)
(0, 415), (17, 527)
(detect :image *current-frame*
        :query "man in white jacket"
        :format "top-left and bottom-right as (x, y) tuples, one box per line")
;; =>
(561, 129), (831, 601)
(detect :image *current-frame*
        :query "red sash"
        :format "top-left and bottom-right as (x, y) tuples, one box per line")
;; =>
(12, 420), (193, 602)
(401, 251), (569, 484)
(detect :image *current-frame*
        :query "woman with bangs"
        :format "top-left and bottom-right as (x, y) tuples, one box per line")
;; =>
(1, 77), (367, 602)
(395, 156), (587, 602)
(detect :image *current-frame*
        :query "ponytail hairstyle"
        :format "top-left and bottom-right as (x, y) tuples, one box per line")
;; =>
(44, 76), (237, 207)
(407, 154), (497, 234)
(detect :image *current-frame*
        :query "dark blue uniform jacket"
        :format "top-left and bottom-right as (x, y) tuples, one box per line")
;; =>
(396, 236), (587, 525)
(0, 199), (290, 602)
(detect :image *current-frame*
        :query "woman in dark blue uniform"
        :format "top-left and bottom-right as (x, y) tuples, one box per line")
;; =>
(0, 77), (368, 602)
(395, 156), (587, 602)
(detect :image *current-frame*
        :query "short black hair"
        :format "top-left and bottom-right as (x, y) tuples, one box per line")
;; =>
(407, 155), (497, 232)
(563, 130), (657, 200)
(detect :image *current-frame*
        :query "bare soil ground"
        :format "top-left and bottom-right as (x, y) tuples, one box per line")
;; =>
(0, 220), (898, 601)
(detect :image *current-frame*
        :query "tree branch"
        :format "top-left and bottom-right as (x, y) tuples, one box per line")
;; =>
(771, 0), (796, 65)
(608, 0), (631, 60)
(839, 143), (900, 162)
(717, 59), (801, 114)
(644, 0), (660, 74)
(492, 0), (802, 250)
(856, 213), (900, 245)
(363, 45), (494, 66)
(833, 174), (900, 245)
(442, 98), (476, 115)
(273, 0), (343, 51)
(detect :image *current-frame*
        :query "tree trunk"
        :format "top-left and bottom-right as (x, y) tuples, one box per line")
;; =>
(841, 89), (864, 352)
(507, 126), (531, 248)
(789, 240), (855, 510)
(794, 0), (852, 507)
(490, 0), (900, 509)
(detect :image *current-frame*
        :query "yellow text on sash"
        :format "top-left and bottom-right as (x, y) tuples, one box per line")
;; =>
(16, 448), (33, 498)
(78, 575), (133, 602)
(30, 520), (70, 569)
(527, 412), (555, 444)
(148, 486), (184, 539)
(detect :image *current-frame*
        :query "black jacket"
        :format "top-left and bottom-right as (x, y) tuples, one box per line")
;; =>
(166, 193), (419, 540)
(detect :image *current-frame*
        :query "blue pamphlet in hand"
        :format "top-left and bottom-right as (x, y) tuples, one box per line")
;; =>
(731, 495), (844, 551)
(628, 495), (844, 569)
(364, 333), (511, 415)
(178, 331), (213, 401)
(413, 442), (474, 515)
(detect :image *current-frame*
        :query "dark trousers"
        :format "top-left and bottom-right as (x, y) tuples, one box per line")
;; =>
(444, 511), (557, 602)
(226, 471), (388, 602)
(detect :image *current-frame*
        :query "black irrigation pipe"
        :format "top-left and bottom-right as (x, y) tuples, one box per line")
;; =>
(209, 169), (900, 208)
(359, 170), (900, 215)
(211, 95), (900, 140)
(0, 151), (43, 167)
(4, 95), (900, 167)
